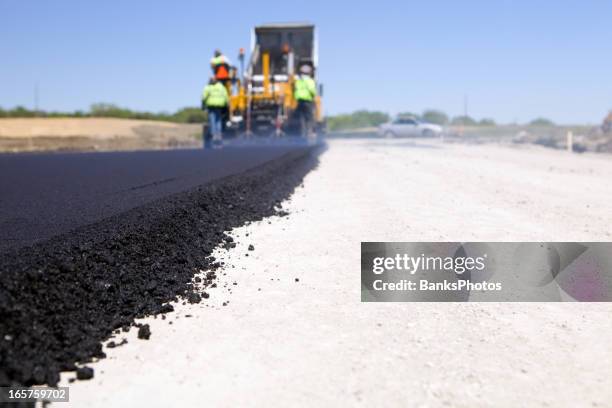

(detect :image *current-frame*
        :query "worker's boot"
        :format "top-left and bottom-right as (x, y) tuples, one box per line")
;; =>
(203, 125), (212, 149)
(204, 133), (213, 149)
(212, 133), (223, 149)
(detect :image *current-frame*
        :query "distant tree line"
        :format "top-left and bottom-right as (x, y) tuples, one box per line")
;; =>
(388, 110), (500, 127)
(1, 104), (557, 130)
(527, 117), (555, 126)
(324, 109), (558, 130)
(326, 110), (390, 131)
(0, 104), (206, 123)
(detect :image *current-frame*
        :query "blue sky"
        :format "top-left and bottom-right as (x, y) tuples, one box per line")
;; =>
(1, 0), (611, 124)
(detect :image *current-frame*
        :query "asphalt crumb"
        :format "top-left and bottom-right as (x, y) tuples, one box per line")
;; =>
(107, 339), (128, 349)
(0, 146), (321, 387)
(186, 292), (202, 304)
(137, 325), (151, 340)
(76, 366), (94, 380)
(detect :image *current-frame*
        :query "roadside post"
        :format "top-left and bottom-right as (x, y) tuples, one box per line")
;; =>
(566, 131), (573, 153)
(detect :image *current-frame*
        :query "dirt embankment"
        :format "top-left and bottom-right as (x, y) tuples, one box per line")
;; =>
(0, 118), (202, 153)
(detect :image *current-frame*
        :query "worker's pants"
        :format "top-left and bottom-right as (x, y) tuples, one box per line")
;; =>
(207, 107), (224, 139)
(296, 100), (313, 137)
(202, 123), (212, 149)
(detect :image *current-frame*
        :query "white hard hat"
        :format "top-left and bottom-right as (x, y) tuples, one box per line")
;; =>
(300, 65), (312, 74)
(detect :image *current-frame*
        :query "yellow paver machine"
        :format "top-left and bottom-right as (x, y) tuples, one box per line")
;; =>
(225, 23), (325, 137)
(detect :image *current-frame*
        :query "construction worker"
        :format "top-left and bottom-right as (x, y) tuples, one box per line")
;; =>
(210, 50), (231, 85)
(210, 50), (233, 134)
(294, 65), (317, 137)
(201, 78), (229, 148)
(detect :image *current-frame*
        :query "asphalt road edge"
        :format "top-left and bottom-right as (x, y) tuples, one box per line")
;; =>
(0, 145), (323, 388)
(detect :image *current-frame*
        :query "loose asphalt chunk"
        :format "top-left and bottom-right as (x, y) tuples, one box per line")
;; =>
(0, 146), (321, 387)
(137, 325), (151, 340)
(76, 367), (94, 380)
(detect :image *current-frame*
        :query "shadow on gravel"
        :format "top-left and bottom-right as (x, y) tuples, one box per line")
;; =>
(0, 143), (324, 388)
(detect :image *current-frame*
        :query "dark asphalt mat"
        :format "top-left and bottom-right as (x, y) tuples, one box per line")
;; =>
(0, 146), (307, 254)
(0, 145), (321, 388)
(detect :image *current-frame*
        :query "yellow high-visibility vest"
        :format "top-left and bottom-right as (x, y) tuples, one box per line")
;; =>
(210, 55), (228, 66)
(294, 75), (316, 102)
(202, 82), (229, 108)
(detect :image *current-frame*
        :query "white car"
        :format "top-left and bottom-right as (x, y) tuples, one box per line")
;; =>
(378, 118), (443, 138)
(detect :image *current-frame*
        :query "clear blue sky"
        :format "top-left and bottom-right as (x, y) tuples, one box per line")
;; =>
(1, 0), (611, 124)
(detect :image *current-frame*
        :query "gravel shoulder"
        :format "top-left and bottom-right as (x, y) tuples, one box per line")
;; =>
(65, 139), (612, 407)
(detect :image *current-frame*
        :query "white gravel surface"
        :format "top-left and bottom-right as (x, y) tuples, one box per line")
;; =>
(63, 139), (612, 407)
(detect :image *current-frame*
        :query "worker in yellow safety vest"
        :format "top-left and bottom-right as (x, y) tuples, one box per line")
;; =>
(210, 50), (231, 84)
(201, 78), (229, 148)
(294, 65), (317, 137)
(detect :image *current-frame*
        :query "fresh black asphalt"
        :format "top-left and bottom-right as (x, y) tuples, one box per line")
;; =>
(0, 146), (304, 253)
(0, 144), (320, 388)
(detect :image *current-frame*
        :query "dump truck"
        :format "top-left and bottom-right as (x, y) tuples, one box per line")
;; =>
(226, 23), (324, 137)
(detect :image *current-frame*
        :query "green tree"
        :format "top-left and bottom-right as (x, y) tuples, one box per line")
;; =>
(0, 103), (207, 124)
(451, 115), (477, 126)
(172, 107), (207, 123)
(529, 117), (555, 126)
(421, 109), (449, 125)
(397, 112), (421, 120)
(90, 103), (128, 118)
(12, 106), (36, 118)
(327, 110), (389, 131)
(479, 118), (496, 126)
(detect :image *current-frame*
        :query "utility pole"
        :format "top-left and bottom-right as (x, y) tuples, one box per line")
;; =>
(459, 93), (468, 136)
(34, 82), (39, 116)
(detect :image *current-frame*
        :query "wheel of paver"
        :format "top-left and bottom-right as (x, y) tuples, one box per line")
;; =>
(384, 131), (396, 138)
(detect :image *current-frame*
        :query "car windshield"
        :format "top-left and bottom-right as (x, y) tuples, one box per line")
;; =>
(394, 118), (416, 124)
